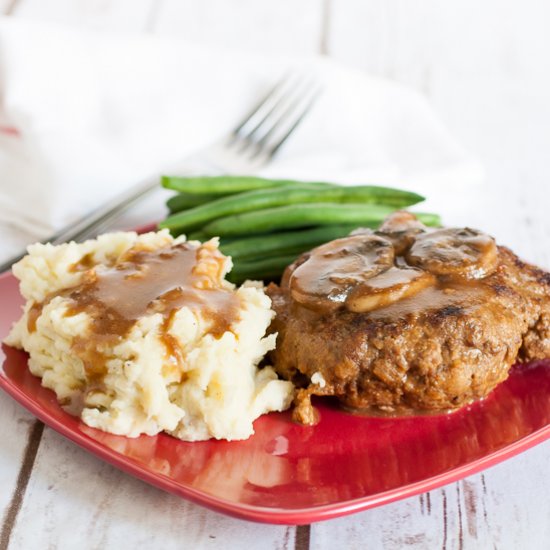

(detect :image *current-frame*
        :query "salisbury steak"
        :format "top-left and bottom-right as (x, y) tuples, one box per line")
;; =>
(267, 212), (550, 424)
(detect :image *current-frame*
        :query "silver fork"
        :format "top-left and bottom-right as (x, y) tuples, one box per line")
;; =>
(0, 73), (322, 272)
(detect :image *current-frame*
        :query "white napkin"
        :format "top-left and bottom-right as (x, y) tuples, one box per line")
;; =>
(0, 17), (483, 259)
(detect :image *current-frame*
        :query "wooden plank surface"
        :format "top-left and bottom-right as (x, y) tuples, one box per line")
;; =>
(1, 1), (550, 549)
(312, 442), (550, 550)
(0, 396), (40, 550)
(8, 428), (296, 550)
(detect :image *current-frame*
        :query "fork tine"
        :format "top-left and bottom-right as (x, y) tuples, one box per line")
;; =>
(230, 72), (291, 137)
(254, 82), (322, 155)
(266, 89), (322, 158)
(237, 74), (307, 143)
(247, 84), (322, 161)
(213, 71), (322, 172)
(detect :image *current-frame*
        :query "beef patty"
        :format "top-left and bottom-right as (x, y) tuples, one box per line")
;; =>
(267, 212), (550, 424)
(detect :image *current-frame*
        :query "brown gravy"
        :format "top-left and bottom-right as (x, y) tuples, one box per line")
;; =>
(69, 252), (95, 273)
(287, 226), (497, 317)
(33, 242), (241, 387)
(365, 281), (493, 320)
(27, 302), (43, 333)
(341, 402), (462, 418)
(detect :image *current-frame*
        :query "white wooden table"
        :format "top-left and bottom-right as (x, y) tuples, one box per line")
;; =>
(1, 1), (550, 548)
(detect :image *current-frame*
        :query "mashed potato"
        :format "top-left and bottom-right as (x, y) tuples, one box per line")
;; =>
(5, 230), (294, 441)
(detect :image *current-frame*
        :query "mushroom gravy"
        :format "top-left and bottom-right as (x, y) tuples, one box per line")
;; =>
(287, 215), (498, 315)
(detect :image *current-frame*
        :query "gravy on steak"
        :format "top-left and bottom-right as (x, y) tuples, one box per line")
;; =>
(288, 216), (498, 315)
(267, 212), (550, 424)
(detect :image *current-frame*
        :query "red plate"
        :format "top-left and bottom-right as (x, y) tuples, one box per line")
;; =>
(1, 269), (550, 524)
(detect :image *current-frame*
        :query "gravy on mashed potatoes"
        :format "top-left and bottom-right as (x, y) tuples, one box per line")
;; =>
(5, 230), (293, 441)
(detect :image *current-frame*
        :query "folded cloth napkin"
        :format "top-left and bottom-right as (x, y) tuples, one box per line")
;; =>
(0, 17), (483, 261)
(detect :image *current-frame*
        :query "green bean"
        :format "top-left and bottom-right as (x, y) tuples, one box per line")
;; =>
(255, 245), (316, 258)
(220, 224), (359, 259)
(227, 254), (299, 284)
(204, 204), (440, 237)
(159, 185), (424, 232)
(161, 175), (332, 195)
(166, 192), (222, 213)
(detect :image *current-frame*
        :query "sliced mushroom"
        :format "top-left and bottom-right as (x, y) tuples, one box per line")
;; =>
(406, 227), (498, 280)
(345, 267), (435, 312)
(289, 234), (394, 311)
(376, 211), (427, 255)
(378, 211), (427, 234)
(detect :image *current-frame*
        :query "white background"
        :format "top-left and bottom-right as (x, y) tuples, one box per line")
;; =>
(0, 1), (549, 549)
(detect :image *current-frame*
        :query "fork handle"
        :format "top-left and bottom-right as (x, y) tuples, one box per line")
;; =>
(0, 176), (159, 273)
